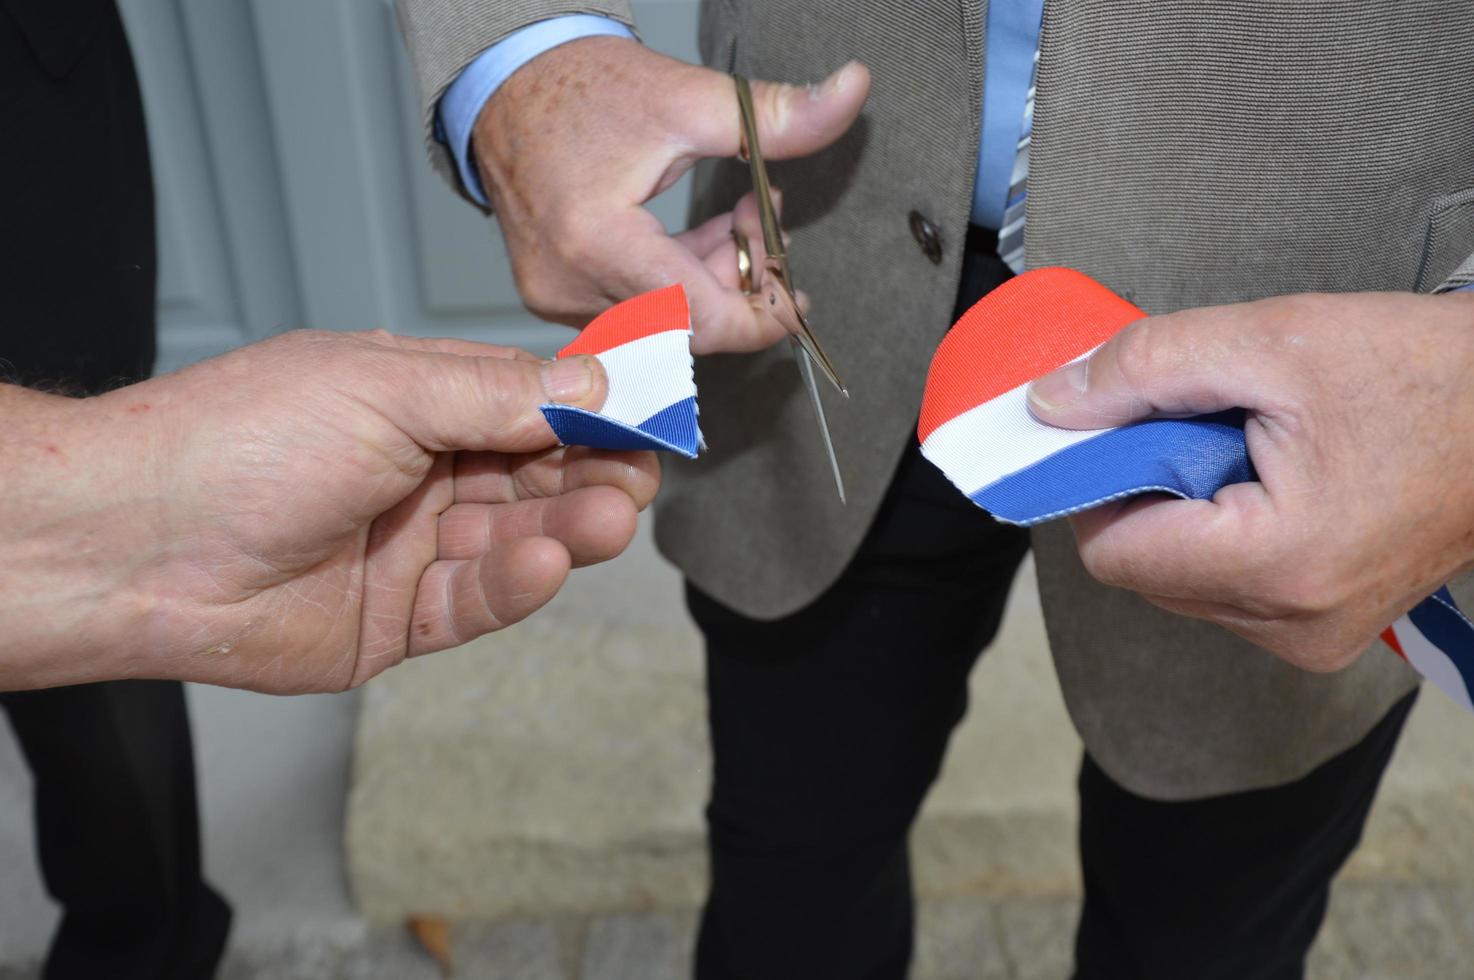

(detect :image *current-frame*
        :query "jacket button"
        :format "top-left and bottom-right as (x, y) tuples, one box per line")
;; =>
(909, 211), (943, 264)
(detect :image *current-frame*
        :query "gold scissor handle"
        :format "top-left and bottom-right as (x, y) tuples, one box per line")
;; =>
(733, 74), (848, 396)
(733, 75), (786, 262)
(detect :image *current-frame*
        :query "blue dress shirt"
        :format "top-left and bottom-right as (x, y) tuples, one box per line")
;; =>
(438, 14), (636, 205)
(437, 8), (1045, 228)
(975, 0), (1045, 228)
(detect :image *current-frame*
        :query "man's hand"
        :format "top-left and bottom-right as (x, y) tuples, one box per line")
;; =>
(475, 36), (870, 354)
(1, 331), (659, 694)
(1026, 290), (1474, 672)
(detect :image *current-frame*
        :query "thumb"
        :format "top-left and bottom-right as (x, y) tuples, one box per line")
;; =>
(685, 60), (871, 160)
(362, 349), (608, 454)
(1025, 308), (1275, 430)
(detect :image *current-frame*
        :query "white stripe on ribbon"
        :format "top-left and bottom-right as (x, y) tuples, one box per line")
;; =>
(593, 330), (694, 428)
(921, 352), (1101, 496)
(1391, 617), (1474, 714)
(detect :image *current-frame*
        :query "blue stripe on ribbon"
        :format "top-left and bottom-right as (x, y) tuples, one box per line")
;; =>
(958, 401), (1474, 698)
(540, 397), (700, 458)
(1406, 588), (1474, 696)
(632, 397), (701, 455)
(970, 411), (1254, 525)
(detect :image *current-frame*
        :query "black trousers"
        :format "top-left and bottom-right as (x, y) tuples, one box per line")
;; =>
(1, 685), (231, 980)
(690, 236), (1413, 979)
(2, 4), (230, 977)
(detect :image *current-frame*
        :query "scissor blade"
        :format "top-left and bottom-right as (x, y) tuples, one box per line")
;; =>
(763, 265), (848, 397)
(793, 340), (846, 504)
(791, 308), (848, 397)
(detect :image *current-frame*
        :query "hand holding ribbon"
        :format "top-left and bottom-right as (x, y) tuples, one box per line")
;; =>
(1026, 288), (1474, 674)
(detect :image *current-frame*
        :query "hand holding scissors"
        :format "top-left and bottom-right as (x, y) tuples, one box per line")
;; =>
(471, 37), (870, 356)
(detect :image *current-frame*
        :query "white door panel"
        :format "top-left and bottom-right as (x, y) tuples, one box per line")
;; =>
(120, 0), (702, 372)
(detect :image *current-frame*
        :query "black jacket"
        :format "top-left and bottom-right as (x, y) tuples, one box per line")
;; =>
(0, 0), (156, 393)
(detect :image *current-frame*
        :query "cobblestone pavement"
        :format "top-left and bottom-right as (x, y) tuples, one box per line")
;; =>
(3, 879), (1468, 979)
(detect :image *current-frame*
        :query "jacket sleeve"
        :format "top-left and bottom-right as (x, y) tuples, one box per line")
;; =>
(1436, 252), (1474, 293)
(392, 0), (637, 192)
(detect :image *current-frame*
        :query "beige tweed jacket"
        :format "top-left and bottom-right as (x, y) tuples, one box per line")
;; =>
(394, 0), (1474, 800)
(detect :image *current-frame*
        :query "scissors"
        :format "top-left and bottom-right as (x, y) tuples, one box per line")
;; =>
(732, 74), (849, 503)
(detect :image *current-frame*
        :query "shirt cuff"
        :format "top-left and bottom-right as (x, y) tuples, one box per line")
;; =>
(436, 14), (637, 208)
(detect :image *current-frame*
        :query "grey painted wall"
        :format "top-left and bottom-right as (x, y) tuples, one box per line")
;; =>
(118, 0), (701, 373)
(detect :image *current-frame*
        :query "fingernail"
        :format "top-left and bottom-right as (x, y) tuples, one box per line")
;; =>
(815, 62), (852, 98)
(540, 355), (597, 403)
(1027, 359), (1088, 413)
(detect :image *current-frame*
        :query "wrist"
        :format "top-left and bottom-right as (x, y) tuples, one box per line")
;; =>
(0, 384), (171, 688)
(448, 21), (639, 207)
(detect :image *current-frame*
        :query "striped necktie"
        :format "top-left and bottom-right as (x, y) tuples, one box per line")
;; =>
(996, 46), (1039, 274)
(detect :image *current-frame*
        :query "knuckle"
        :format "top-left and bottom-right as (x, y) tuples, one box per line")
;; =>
(638, 457), (663, 507)
(347, 339), (405, 378)
(515, 265), (566, 318)
(278, 328), (337, 349)
(546, 208), (603, 267)
(515, 217), (611, 320)
(340, 327), (399, 350)
(549, 229), (592, 269)
(1263, 563), (1339, 619)
(756, 82), (795, 137)
(1264, 293), (1339, 348)
(1077, 542), (1126, 589)
(276, 329), (361, 375)
(1279, 291), (1338, 322)
(1285, 628), (1364, 674)
(474, 358), (546, 437)
(1109, 319), (1163, 391)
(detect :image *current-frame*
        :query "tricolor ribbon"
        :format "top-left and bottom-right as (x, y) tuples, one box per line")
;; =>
(540, 285), (702, 458)
(919, 267), (1474, 711)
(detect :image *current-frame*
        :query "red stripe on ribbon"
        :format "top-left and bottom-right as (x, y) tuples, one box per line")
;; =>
(559, 285), (690, 358)
(918, 267), (1145, 443)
